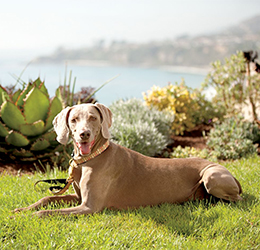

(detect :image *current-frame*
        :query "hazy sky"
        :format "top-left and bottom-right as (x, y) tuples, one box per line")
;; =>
(1, 0), (260, 59)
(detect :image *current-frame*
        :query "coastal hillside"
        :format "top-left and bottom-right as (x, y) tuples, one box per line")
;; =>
(36, 15), (260, 68)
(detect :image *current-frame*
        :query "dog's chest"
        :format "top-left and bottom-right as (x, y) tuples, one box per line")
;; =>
(78, 166), (93, 187)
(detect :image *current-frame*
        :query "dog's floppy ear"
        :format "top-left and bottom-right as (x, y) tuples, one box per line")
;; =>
(95, 103), (112, 139)
(52, 106), (73, 145)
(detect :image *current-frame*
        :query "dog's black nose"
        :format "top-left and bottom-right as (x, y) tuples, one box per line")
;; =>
(80, 130), (91, 140)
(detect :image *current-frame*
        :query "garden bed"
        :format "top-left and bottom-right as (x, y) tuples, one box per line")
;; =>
(0, 125), (210, 175)
(171, 124), (212, 150)
(1, 123), (259, 175)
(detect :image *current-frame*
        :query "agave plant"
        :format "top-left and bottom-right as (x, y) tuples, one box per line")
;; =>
(0, 78), (63, 161)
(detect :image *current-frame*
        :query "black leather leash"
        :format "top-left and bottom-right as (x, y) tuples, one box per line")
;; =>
(34, 178), (73, 195)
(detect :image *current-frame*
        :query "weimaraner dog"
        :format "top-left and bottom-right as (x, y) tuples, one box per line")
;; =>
(14, 103), (242, 217)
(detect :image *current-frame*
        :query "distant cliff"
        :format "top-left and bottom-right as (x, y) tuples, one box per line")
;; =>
(35, 15), (260, 68)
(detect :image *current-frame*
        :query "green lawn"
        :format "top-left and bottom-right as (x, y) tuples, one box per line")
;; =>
(1, 155), (259, 249)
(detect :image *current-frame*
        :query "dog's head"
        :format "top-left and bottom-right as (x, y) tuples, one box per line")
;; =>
(53, 103), (112, 155)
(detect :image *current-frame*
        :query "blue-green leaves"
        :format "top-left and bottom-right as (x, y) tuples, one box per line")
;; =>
(0, 78), (63, 161)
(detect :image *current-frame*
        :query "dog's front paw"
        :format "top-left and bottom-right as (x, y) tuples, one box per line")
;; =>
(12, 207), (27, 213)
(33, 210), (54, 218)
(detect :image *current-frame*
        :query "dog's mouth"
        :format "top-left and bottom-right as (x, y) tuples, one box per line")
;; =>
(76, 139), (95, 156)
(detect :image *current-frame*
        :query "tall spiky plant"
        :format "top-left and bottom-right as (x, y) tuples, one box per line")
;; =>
(0, 78), (63, 161)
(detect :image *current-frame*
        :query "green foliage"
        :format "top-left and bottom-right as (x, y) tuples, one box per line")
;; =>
(0, 78), (64, 162)
(191, 89), (225, 125)
(203, 51), (260, 120)
(1, 156), (260, 249)
(109, 98), (173, 156)
(55, 68), (97, 107)
(143, 80), (223, 135)
(171, 145), (217, 162)
(56, 71), (119, 107)
(206, 117), (259, 160)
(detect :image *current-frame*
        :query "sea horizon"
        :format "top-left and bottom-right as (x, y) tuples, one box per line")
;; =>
(0, 59), (209, 106)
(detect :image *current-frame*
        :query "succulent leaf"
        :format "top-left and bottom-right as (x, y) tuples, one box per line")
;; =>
(54, 144), (65, 152)
(0, 146), (8, 153)
(0, 87), (9, 105)
(13, 149), (34, 157)
(20, 152), (55, 161)
(12, 89), (22, 103)
(55, 87), (63, 102)
(15, 83), (33, 108)
(23, 87), (50, 123)
(33, 78), (49, 96)
(40, 83), (49, 97)
(6, 131), (30, 147)
(30, 138), (50, 151)
(0, 86), (6, 105)
(42, 131), (58, 143)
(0, 121), (9, 137)
(1, 100), (26, 130)
(44, 96), (63, 131)
(20, 120), (45, 136)
(33, 77), (42, 87)
(19, 156), (37, 161)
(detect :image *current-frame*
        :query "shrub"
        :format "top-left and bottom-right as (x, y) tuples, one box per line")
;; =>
(143, 80), (223, 135)
(203, 51), (260, 121)
(109, 98), (173, 156)
(206, 117), (259, 160)
(143, 80), (195, 135)
(171, 145), (217, 162)
(191, 89), (225, 126)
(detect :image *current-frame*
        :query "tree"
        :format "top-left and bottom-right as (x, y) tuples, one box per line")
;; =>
(203, 51), (260, 122)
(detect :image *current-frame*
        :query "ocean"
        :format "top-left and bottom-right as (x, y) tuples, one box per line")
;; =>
(0, 61), (207, 106)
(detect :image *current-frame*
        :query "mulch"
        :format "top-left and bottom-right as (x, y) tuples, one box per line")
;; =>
(0, 160), (46, 176)
(171, 124), (211, 150)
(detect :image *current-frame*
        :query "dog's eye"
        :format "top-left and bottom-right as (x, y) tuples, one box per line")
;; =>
(89, 116), (97, 121)
(71, 118), (77, 123)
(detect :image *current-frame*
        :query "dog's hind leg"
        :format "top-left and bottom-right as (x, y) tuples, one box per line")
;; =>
(200, 164), (243, 202)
